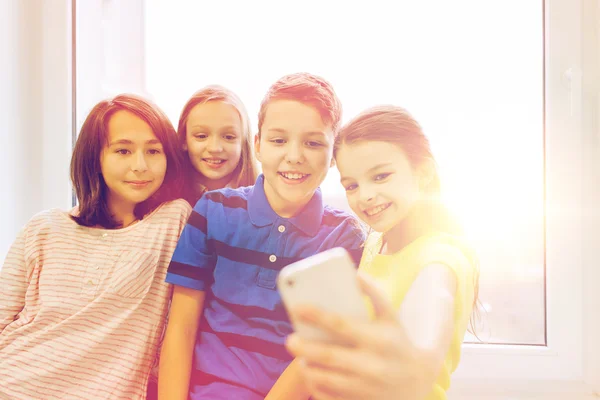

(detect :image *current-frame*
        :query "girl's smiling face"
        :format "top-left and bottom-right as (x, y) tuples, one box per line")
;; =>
(337, 140), (423, 233)
(184, 101), (243, 189)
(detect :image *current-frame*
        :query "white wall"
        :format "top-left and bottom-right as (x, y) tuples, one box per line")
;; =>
(0, 0), (72, 262)
(581, 0), (600, 391)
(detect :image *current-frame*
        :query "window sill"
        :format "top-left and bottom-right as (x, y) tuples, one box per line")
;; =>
(448, 379), (599, 399)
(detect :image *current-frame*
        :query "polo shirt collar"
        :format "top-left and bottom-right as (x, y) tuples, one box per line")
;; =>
(248, 174), (324, 237)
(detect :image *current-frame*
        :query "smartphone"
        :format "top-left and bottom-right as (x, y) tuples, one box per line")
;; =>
(277, 247), (370, 342)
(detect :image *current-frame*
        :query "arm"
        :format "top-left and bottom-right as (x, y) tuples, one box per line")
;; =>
(265, 358), (310, 400)
(0, 228), (29, 333)
(395, 264), (458, 397)
(157, 195), (216, 400)
(157, 286), (205, 400)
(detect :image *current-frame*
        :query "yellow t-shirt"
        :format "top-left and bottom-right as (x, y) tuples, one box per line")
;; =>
(359, 231), (477, 400)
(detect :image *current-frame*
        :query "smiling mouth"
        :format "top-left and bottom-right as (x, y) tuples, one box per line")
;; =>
(125, 180), (152, 188)
(278, 172), (310, 180)
(203, 158), (226, 165)
(364, 203), (392, 217)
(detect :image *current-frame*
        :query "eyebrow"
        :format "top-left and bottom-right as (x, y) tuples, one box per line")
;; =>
(189, 125), (239, 131)
(266, 128), (327, 137)
(109, 139), (161, 146)
(340, 162), (393, 182)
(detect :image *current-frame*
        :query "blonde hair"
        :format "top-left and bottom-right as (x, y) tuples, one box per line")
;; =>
(177, 85), (258, 192)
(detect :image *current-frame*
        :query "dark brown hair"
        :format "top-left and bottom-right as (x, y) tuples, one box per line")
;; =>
(257, 72), (342, 136)
(70, 94), (184, 228)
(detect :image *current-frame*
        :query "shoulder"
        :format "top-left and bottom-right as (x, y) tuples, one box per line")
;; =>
(413, 234), (478, 278)
(322, 205), (363, 230)
(24, 208), (72, 233)
(200, 186), (251, 210)
(319, 205), (367, 251)
(11, 209), (75, 252)
(150, 199), (192, 221)
(358, 231), (382, 268)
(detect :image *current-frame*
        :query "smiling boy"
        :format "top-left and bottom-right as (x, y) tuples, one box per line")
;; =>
(157, 73), (365, 400)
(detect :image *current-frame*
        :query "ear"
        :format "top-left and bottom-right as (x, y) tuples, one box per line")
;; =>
(254, 133), (262, 163)
(182, 142), (188, 151)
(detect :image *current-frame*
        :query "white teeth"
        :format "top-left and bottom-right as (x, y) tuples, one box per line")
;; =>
(280, 172), (307, 180)
(365, 203), (390, 216)
(204, 159), (224, 164)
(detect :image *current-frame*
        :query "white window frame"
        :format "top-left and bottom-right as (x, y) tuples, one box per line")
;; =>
(450, 0), (600, 396)
(65, 0), (600, 397)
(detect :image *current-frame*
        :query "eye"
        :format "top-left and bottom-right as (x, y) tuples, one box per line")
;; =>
(223, 134), (237, 141)
(115, 149), (130, 155)
(374, 173), (392, 182)
(194, 133), (208, 139)
(270, 138), (286, 144)
(306, 141), (322, 147)
(345, 183), (358, 192)
(148, 149), (162, 155)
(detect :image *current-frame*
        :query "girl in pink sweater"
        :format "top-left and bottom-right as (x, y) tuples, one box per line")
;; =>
(0, 94), (191, 400)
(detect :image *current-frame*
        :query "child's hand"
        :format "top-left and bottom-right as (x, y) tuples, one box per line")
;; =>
(285, 273), (435, 400)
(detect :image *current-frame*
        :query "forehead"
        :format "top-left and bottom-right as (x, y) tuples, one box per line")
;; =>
(262, 99), (332, 137)
(187, 101), (241, 127)
(107, 110), (157, 142)
(337, 141), (411, 176)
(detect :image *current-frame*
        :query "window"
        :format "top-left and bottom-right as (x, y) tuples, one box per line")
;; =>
(75, 0), (599, 395)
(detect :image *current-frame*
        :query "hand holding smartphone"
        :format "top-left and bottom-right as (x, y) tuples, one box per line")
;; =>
(277, 247), (369, 343)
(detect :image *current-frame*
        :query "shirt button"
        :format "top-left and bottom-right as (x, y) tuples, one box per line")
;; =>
(94, 265), (99, 270)
(87, 280), (94, 285)
(278, 225), (286, 233)
(269, 255), (277, 263)
(101, 233), (108, 238)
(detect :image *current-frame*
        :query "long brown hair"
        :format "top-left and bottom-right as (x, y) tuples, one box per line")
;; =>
(70, 94), (184, 228)
(177, 85), (258, 203)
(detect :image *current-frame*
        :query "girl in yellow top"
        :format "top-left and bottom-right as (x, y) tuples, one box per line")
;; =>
(283, 105), (479, 400)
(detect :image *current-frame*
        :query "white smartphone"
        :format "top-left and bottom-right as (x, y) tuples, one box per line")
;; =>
(277, 247), (370, 342)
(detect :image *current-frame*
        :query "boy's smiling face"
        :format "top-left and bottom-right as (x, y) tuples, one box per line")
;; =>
(255, 99), (335, 217)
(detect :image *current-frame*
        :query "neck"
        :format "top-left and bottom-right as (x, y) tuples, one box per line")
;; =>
(195, 170), (232, 192)
(108, 197), (137, 229)
(382, 199), (456, 254)
(263, 182), (312, 219)
(382, 210), (422, 254)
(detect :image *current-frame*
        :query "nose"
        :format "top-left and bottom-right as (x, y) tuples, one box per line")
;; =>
(358, 184), (376, 204)
(285, 142), (305, 164)
(207, 135), (224, 153)
(131, 151), (149, 172)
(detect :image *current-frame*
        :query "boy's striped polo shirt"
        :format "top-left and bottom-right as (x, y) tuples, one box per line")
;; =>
(165, 174), (365, 400)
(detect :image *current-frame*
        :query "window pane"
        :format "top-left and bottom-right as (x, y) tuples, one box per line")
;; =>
(79, 0), (546, 345)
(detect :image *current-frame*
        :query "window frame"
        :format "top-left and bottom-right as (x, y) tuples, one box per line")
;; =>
(450, 0), (599, 395)
(66, 0), (599, 396)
